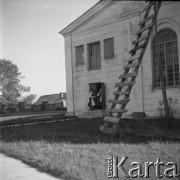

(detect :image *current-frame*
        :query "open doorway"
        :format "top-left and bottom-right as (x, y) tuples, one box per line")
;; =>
(88, 82), (105, 110)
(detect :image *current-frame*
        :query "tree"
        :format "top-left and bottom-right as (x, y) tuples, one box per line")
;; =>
(21, 94), (37, 105)
(0, 59), (36, 107)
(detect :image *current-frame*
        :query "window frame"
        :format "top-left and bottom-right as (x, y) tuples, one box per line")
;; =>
(151, 28), (180, 89)
(75, 45), (84, 66)
(104, 37), (115, 60)
(88, 41), (101, 71)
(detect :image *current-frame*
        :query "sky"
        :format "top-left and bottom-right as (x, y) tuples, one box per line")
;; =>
(0, 0), (99, 98)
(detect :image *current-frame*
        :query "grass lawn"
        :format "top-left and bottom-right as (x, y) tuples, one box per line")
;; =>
(0, 117), (180, 180)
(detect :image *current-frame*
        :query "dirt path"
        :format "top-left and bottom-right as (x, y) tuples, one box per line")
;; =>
(0, 112), (62, 122)
(0, 153), (61, 180)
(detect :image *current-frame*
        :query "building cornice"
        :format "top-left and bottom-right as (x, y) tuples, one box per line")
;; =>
(60, 0), (112, 36)
(60, 1), (174, 37)
(71, 10), (141, 36)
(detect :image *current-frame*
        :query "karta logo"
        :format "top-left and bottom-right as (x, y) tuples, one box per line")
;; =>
(107, 156), (179, 178)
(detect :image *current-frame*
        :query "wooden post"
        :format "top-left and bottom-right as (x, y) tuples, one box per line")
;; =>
(154, 3), (171, 128)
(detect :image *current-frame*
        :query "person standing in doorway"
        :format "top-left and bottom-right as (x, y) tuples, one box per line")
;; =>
(97, 88), (102, 109)
(89, 89), (96, 110)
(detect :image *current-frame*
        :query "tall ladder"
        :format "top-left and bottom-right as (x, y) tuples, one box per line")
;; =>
(100, 1), (162, 136)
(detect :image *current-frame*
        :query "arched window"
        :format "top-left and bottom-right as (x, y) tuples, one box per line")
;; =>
(152, 29), (179, 88)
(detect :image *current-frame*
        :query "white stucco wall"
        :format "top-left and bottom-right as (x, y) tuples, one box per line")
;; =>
(64, 35), (74, 115)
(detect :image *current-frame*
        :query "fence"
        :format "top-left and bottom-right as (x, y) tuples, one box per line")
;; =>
(0, 101), (66, 114)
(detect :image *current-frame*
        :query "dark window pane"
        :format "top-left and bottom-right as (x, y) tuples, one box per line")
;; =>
(75, 45), (84, 66)
(88, 42), (101, 70)
(104, 38), (114, 59)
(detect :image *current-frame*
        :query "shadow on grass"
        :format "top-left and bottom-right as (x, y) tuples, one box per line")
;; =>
(1, 117), (180, 144)
(0, 113), (68, 126)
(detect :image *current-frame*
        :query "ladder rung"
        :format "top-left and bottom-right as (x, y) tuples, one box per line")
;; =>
(139, 14), (155, 26)
(135, 22), (153, 36)
(113, 91), (130, 96)
(108, 109), (128, 114)
(142, 1), (156, 13)
(115, 81), (136, 88)
(124, 62), (139, 69)
(104, 116), (120, 124)
(119, 72), (138, 79)
(108, 99), (130, 105)
(132, 34), (149, 45)
(129, 42), (146, 54)
(126, 53), (141, 62)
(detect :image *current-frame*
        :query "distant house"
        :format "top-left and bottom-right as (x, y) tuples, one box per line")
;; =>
(60, 1), (180, 118)
(35, 92), (66, 110)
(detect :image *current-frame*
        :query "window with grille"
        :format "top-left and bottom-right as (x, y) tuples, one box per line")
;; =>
(152, 29), (180, 88)
(104, 38), (114, 60)
(75, 45), (84, 66)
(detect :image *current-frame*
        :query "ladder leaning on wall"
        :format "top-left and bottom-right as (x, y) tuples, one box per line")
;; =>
(100, 1), (162, 136)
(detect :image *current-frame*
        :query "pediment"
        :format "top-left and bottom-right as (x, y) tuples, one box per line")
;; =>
(60, 1), (145, 35)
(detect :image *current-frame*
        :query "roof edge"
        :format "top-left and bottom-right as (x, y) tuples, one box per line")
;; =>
(59, 0), (112, 36)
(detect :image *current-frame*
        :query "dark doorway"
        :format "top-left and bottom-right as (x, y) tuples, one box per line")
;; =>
(89, 82), (105, 110)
